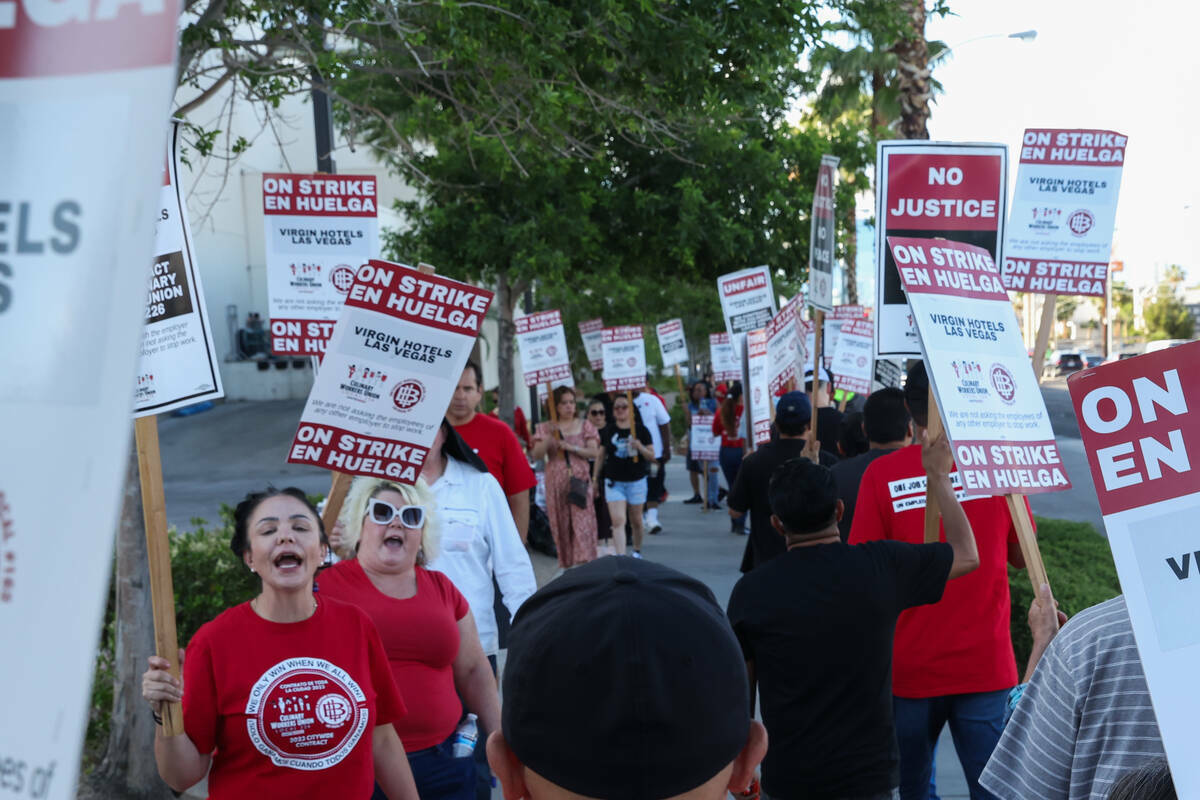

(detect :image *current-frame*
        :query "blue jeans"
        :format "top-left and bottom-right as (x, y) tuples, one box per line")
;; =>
(893, 690), (1007, 800)
(718, 446), (744, 532)
(373, 733), (476, 800)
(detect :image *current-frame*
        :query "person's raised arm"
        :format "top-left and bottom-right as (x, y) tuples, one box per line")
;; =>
(141, 651), (212, 792)
(452, 611), (502, 738)
(372, 724), (420, 800)
(921, 432), (979, 580)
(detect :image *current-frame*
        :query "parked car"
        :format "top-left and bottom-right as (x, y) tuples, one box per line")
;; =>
(1085, 354), (1104, 368)
(1144, 339), (1191, 354)
(1044, 350), (1085, 377)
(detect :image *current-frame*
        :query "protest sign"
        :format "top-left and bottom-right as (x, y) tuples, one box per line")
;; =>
(601, 326), (646, 392)
(537, 376), (576, 401)
(809, 155), (839, 312)
(746, 329), (771, 446)
(832, 319), (875, 396)
(823, 304), (865, 367)
(710, 332), (741, 383)
(1067, 343), (1200, 800)
(874, 357), (904, 390)
(766, 297), (805, 395)
(0, 4), (182, 795)
(656, 318), (689, 368)
(690, 413), (721, 462)
(1003, 129), (1126, 297)
(579, 318), (605, 370)
(514, 310), (572, 386)
(135, 122), (224, 417)
(718, 265), (776, 346)
(887, 236), (1068, 495)
(288, 260), (492, 483)
(262, 173), (379, 356)
(875, 141), (1008, 358)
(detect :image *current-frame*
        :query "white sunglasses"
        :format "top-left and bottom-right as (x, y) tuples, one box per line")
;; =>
(368, 499), (426, 528)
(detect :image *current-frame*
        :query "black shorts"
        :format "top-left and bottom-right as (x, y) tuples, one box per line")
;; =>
(647, 458), (667, 503)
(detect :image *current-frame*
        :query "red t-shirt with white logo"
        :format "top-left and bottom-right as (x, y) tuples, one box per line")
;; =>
(182, 596), (406, 799)
(317, 562), (470, 751)
(848, 444), (1022, 698)
(454, 412), (537, 496)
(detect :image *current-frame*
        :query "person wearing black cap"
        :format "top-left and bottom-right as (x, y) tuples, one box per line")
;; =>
(728, 391), (836, 573)
(804, 365), (845, 456)
(726, 432), (979, 800)
(487, 556), (768, 799)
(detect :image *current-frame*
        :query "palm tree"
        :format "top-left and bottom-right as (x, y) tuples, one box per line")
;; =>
(894, 0), (932, 140)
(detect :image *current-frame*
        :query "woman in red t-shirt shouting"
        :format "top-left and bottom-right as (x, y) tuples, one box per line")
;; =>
(320, 477), (501, 800)
(140, 487), (419, 800)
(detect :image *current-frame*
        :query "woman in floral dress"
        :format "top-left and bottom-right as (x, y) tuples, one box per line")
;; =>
(530, 386), (601, 566)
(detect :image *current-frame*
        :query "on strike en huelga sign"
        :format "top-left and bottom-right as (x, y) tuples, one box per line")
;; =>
(1003, 129), (1127, 297)
(656, 318), (689, 368)
(135, 122), (224, 417)
(601, 326), (646, 391)
(809, 155), (839, 312)
(766, 297), (805, 395)
(262, 173), (380, 356)
(832, 319), (874, 396)
(888, 236), (1070, 494)
(1067, 344), (1200, 799)
(710, 332), (741, 383)
(0, 3), (182, 797)
(822, 304), (865, 368)
(690, 413), (721, 462)
(718, 265), (776, 346)
(288, 260), (493, 482)
(746, 328), (771, 445)
(579, 318), (604, 370)
(514, 310), (572, 386)
(875, 141), (1008, 358)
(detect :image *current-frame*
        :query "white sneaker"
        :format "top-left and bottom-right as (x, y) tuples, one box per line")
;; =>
(631, 550), (643, 559)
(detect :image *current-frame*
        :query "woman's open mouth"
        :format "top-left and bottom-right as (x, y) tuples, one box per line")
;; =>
(273, 552), (303, 572)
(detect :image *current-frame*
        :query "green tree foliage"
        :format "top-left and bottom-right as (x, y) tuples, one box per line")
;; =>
(1143, 284), (1196, 341)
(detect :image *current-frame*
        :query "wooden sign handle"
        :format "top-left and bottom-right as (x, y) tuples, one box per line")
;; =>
(1006, 494), (1053, 599)
(322, 471), (354, 540)
(1031, 295), (1057, 385)
(812, 310), (824, 446)
(923, 385), (946, 544)
(134, 415), (184, 737)
(626, 389), (639, 463)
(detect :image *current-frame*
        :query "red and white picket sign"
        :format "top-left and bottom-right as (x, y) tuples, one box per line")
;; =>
(710, 332), (741, 383)
(579, 318), (605, 370)
(832, 319), (874, 396)
(515, 310), (572, 386)
(746, 329), (771, 446)
(766, 297), (805, 395)
(601, 326), (646, 392)
(656, 318), (689, 368)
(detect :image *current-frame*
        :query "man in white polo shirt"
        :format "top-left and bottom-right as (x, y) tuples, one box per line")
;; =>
(634, 383), (672, 535)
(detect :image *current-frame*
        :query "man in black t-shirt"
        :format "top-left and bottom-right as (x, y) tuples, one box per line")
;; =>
(727, 435), (980, 800)
(830, 387), (912, 541)
(729, 391), (836, 572)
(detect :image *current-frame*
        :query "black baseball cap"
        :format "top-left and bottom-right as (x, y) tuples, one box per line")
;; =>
(775, 390), (812, 427)
(502, 556), (750, 799)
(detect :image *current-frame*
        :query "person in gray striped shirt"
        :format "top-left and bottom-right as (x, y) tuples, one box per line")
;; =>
(980, 595), (1165, 800)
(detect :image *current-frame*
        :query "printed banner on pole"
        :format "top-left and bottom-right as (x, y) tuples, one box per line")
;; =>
(0, 5), (183, 797)
(1067, 344), (1200, 800)
(656, 318), (689, 368)
(579, 318), (605, 370)
(514, 310), (572, 387)
(690, 413), (721, 462)
(832, 319), (875, 395)
(766, 297), (805, 395)
(601, 326), (646, 392)
(746, 329), (771, 445)
(263, 173), (379, 356)
(718, 265), (776, 347)
(288, 260), (492, 482)
(710, 332), (742, 383)
(888, 236), (1069, 495)
(134, 122), (224, 417)
(809, 155), (839, 312)
(875, 141), (1008, 358)
(823, 304), (865, 368)
(1003, 129), (1127, 296)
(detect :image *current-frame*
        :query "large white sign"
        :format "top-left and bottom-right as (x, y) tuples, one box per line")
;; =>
(262, 173), (379, 356)
(1003, 128), (1126, 297)
(288, 261), (492, 483)
(656, 318), (689, 368)
(809, 155), (839, 312)
(746, 329), (771, 446)
(710, 332), (741, 383)
(822, 304), (865, 368)
(690, 413), (721, 462)
(134, 122), (224, 417)
(0, 7), (182, 797)
(875, 141), (1008, 358)
(578, 318), (604, 370)
(514, 310), (572, 386)
(766, 297), (806, 395)
(1068, 345), (1200, 799)
(718, 265), (776, 347)
(832, 319), (874, 396)
(601, 326), (646, 392)
(888, 236), (1069, 495)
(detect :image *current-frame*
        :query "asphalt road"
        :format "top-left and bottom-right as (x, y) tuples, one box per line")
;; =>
(1027, 376), (1104, 535)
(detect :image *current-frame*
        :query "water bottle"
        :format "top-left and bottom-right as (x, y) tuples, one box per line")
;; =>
(450, 713), (478, 757)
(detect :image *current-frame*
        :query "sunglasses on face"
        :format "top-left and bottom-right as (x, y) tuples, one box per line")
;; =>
(368, 499), (426, 528)
(588, 409), (606, 416)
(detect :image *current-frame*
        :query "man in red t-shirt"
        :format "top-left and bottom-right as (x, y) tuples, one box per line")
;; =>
(448, 362), (537, 542)
(849, 361), (1028, 800)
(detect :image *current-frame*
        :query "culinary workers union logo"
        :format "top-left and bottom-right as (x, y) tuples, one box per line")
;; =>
(245, 657), (369, 770)
(391, 379), (425, 412)
(330, 266), (357, 294)
(626, 357), (637, 368)
(1067, 209), (1094, 237)
(989, 363), (1018, 405)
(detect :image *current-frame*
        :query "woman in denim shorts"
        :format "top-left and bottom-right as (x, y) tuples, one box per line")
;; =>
(594, 395), (655, 557)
